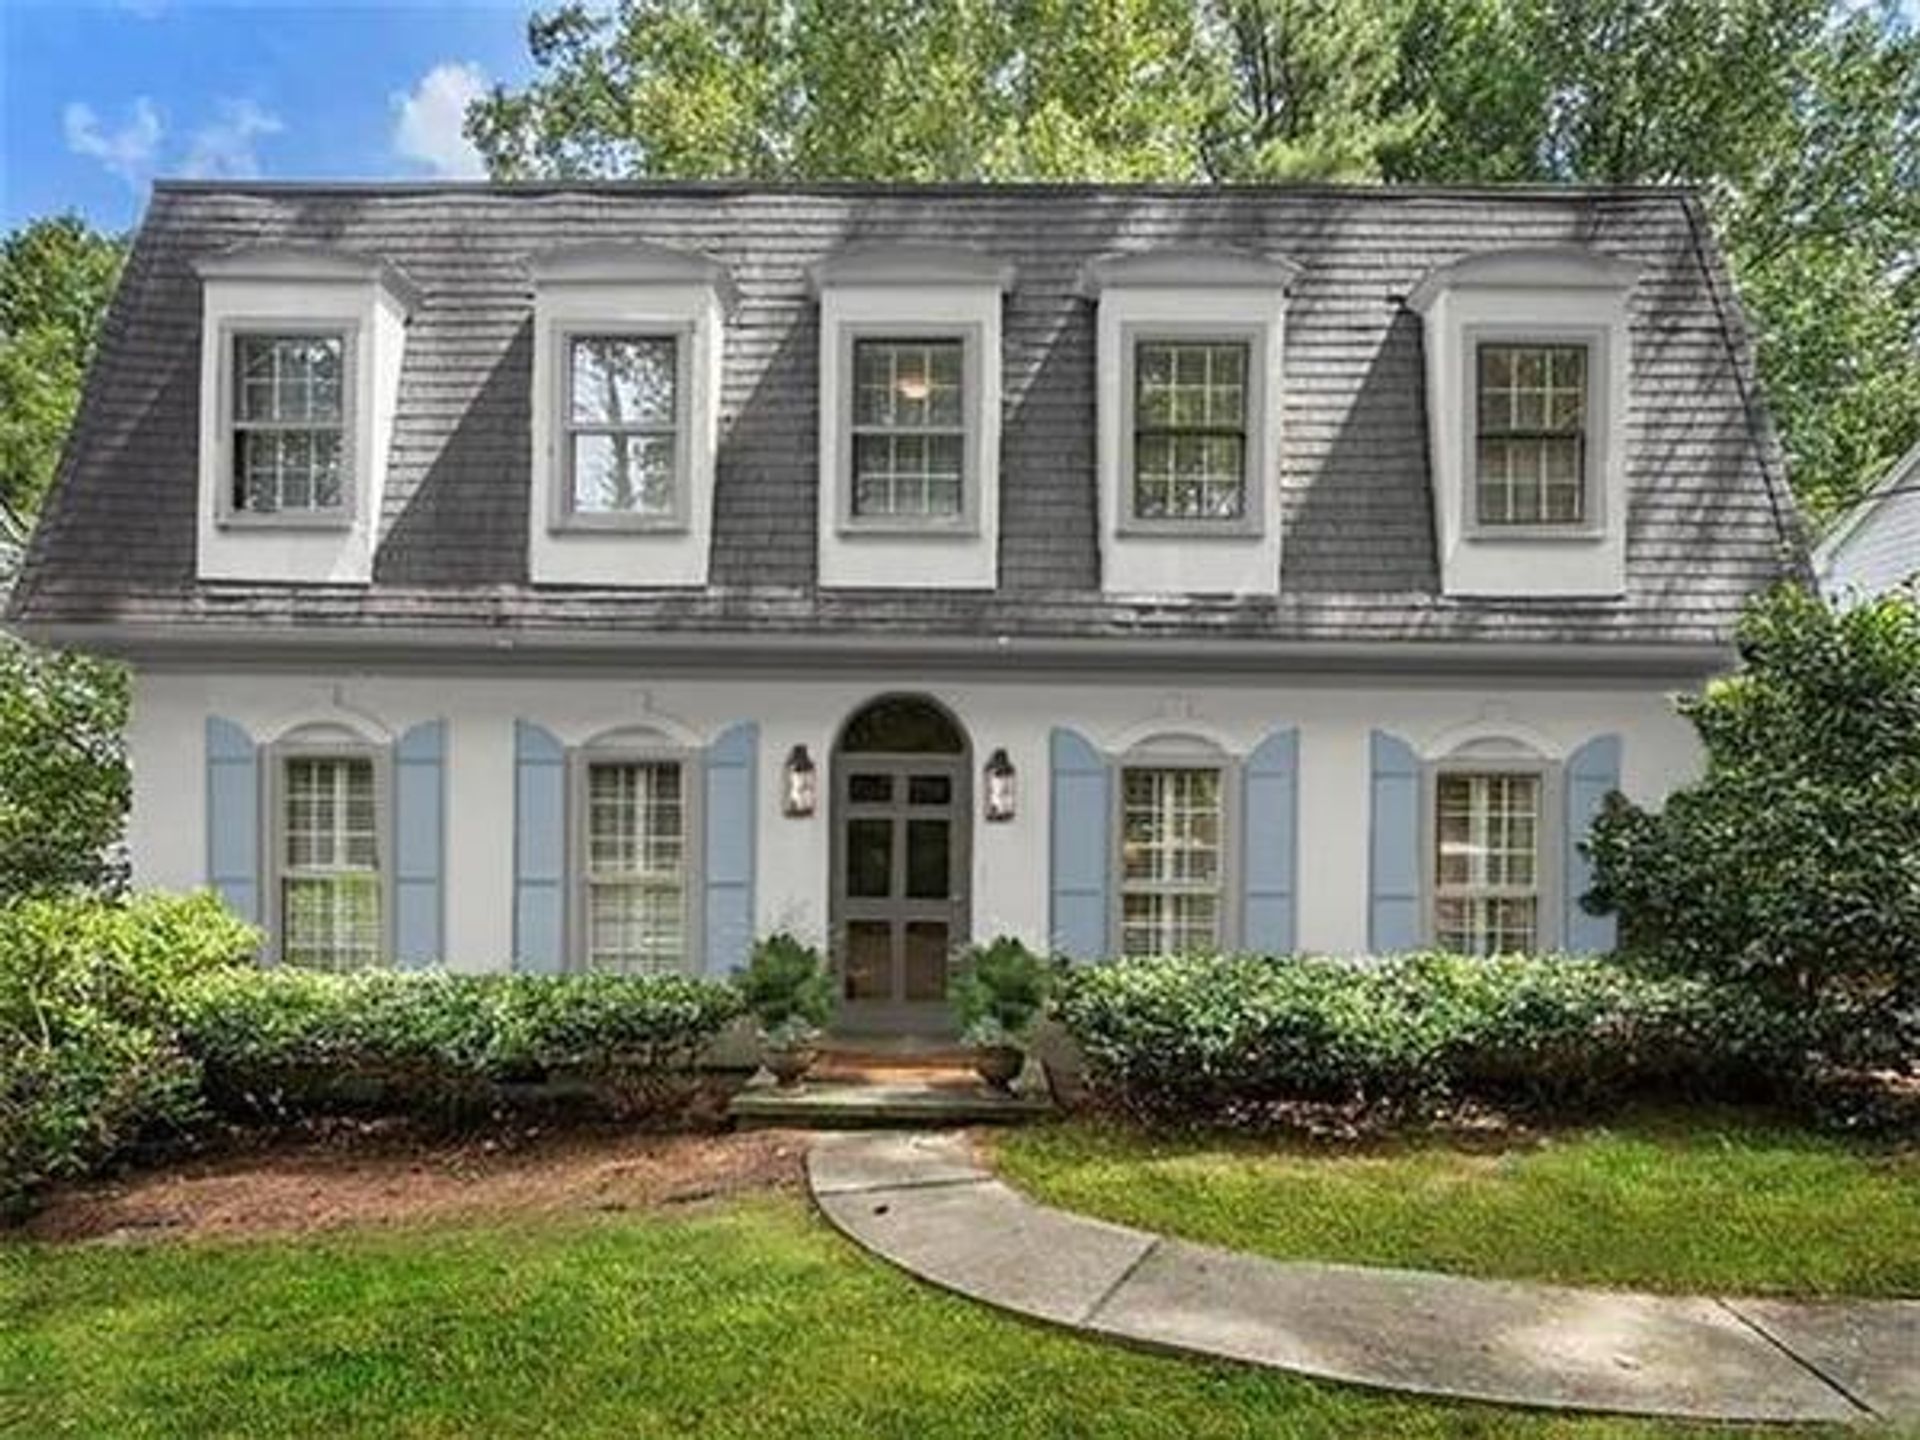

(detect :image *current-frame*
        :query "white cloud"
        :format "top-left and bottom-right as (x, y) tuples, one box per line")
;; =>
(180, 98), (283, 179)
(392, 61), (489, 179)
(63, 97), (163, 186)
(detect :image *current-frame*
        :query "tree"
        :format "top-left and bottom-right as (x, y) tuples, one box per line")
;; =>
(1586, 585), (1920, 1060)
(0, 214), (130, 900)
(469, 0), (1918, 521)
(0, 215), (125, 518)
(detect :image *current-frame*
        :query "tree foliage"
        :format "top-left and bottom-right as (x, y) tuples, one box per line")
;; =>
(1587, 585), (1920, 1061)
(0, 213), (130, 902)
(469, 0), (1919, 520)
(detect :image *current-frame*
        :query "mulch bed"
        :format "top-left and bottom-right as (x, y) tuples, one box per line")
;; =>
(17, 1121), (810, 1245)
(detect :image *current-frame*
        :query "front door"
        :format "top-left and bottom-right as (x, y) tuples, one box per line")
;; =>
(832, 755), (970, 1033)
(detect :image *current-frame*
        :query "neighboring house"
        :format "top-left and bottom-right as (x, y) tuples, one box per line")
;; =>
(1814, 437), (1920, 603)
(3, 181), (1802, 1034)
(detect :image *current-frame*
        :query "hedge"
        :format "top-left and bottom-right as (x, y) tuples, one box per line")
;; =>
(1052, 952), (1806, 1120)
(1, 892), (745, 1212)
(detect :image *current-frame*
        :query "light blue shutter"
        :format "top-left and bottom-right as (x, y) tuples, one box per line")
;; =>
(1563, 733), (1623, 953)
(703, 721), (758, 977)
(205, 716), (260, 926)
(393, 721), (445, 969)
(513, 721), (566, 973)
(1049, 728), (1111, 959)
(1242, 727), (1299, 954)
(1368, 730), (1421, 952)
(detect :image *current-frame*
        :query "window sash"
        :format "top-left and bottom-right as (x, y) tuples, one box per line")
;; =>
(1119, 766), (1224, 956)
(1434, 771), (1541, 955)
(229, 333), (348, 515)
(848, 338), (968, 520)
(1131, 340), (1250, 522)
(582, 760), (687, 975)
(279, 755), (382, 971)
(1474, 342), (1588, 526)
(564, 335), (680, 519)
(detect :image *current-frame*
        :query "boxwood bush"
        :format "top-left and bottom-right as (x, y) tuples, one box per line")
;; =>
(1052, 952), (1803, 1121)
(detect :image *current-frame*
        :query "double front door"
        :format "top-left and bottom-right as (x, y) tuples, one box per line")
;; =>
(831, 755), (970, 1031)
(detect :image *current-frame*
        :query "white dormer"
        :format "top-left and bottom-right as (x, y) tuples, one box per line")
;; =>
(812, 243), (1013, 590)
(527, 242), (733, 588)
(194, 245), (417, 584)
(1409, 247), (1637, 599)
(1086, 248), (1298, 598)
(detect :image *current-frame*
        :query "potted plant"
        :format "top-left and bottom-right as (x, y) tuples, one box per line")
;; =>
(953, 937), (1053, 1091)
(735, 933), (834, 1087)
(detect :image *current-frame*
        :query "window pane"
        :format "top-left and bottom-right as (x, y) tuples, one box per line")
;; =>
(1121, 891), (1219, 957)
(847, 818), (892, 898)
(587, 763), (682, 879)
(586, 880), (684, 975)
(851, 432), (964, 519)
(904, 921), (949, 1001)
(570, 336), (676, 426)
(907, 774), (952, 806)
(1134, 433), (1244, 521)
(906, 818), (950, 900)
(1434, 773), (1541, 956)
(844, 920), (891, 1000)
(570, 433), (676, 516)
(282, 874), (381, 972)
(236, 334), (344, 423)
(848, 773), (893, 804)
(1135, 340), (1248, 433)
(852, 339), (965, 430)
(235, 428), (345, 515)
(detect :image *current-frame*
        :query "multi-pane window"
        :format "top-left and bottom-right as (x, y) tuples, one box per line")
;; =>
(1133, 340), (1248, 522)
(566, 335), (680, 519)
(850, 338), (966, 520)
(1119, 767), (1224, 956)
(1476, 343), (1587, 525)
(1434, 772), (1541, 955)
(232, 334), (346, 515)
(281, 756), (382, 970)
(584, 761), (686, 974)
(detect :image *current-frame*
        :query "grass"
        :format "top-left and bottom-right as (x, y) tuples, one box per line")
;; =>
(994, 1107), (1920, 1299)
(0, 1193), (1846, 1440)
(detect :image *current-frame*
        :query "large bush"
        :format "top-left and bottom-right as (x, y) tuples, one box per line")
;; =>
(0, 892), (256, 1211)
(1053, 952), (1799, 1121)
(1587, 585), (1920, 1062)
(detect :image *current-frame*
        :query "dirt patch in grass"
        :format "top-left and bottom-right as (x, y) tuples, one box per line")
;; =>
(20, 1124), (810, 1245)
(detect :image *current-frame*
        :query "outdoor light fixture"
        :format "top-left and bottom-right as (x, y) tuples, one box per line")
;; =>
(783, 744), (818, 818)
(983, 747), (1016, 822)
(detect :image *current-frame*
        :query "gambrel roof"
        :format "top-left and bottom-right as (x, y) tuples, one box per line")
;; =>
(6, 180), (1805, 663)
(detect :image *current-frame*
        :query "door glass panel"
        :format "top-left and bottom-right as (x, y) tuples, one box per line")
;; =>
(907, 774), (952, 806)
(904, 922), (949, 1001)
(847, 818), (892, 898)
(844, 921), (892, 1000)
(848, 773), (892, 804)
(906, 818), (951, 900)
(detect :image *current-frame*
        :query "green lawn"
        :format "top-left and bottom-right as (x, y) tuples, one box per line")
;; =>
(0, 1193), (1843, 1440)
(994, 1108), (1920, 1299)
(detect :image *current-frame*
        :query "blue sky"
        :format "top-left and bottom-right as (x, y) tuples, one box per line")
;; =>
(1, 0), (537, 232)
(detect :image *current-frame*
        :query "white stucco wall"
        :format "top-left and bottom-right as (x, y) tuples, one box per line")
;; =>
(129, 665), (1702, 969)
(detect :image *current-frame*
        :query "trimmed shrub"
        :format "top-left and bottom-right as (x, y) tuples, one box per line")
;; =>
(734, 933), (833, 1045)
(1052, 952), (1802, 1121)
(953, 936), (1053, 1048)
(172, 969), (746, 1119)
(0, 892), (257, 1210)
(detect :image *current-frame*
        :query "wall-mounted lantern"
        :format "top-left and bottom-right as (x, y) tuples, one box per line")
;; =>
(983, 747), (1016, 822)
(783, 744), (818, 818)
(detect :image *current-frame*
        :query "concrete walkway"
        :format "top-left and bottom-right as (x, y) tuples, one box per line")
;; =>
(808, 1131), (1920, 1425)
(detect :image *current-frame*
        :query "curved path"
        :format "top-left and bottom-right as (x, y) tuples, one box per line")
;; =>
(808, 1130), (1919, 1425)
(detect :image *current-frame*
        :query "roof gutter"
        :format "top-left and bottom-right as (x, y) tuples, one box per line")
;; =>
(6, 619), (1734, 683)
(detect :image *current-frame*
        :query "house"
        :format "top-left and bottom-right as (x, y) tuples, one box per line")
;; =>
(1814, 437), (1920, 603)
(3, 180), (1803, 1034)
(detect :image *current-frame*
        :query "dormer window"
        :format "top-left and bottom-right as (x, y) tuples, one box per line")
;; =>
(1474, 342), (1588, 527)
(230, 332), (349, 519)
(850, 338), (967, 522)
(1132, 339), (1250, 524)
(562, 332), (685, 525)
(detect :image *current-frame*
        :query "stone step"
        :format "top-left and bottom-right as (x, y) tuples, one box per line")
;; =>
(729, 1076), (1053, 1130)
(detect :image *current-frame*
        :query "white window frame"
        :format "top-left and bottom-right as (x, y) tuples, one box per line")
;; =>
(1465, 329), (1607, 538)
(265, 737), (392, 970)
(552, 324), (694, 533)
(1120, 326), (1265, 536)
(216, 320), (360, 530)
(841, 330), (978, 532)
(567, 737), (704, 975)
(1109, 736), (1242, 957)
(1421, 745), (1565, 956)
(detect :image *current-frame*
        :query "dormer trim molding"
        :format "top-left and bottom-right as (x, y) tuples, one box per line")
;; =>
(528, 241), (739, 311)
(193, 243), (424, 316)
(1408, 246), (1639, 313)
(809, 242), (1015, 295)
(1081, 246), (1303, 296)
